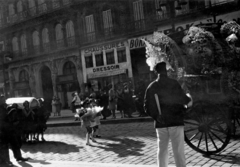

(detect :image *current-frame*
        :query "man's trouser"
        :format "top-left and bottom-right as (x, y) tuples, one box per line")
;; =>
(156, 126), (186, 167)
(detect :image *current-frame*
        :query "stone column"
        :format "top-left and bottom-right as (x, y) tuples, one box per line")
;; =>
(74, 56), (85, 93)
(29, 65), (37, 97)
(50, 60), (58, 97)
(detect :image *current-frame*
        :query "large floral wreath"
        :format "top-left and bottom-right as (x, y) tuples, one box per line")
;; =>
(220, 21), (240, 93)
(182, 26), (224, 74)
(142, 31), (184, 79)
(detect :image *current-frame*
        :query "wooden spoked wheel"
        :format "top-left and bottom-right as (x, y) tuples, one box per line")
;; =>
(231, 106), (240, 136)
(184, 100), (232, 155)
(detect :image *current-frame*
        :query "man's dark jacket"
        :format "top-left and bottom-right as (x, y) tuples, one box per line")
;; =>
(144, 75), (190, 128)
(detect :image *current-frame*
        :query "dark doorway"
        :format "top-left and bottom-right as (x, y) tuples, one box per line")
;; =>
(41, 66), (53, 111)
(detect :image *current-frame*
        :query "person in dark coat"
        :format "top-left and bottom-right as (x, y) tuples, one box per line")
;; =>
(144, 62), (190, 167)
(6, 103), (29, 162)
(98, 90), (110, 120)
(0, 95), (13, 166)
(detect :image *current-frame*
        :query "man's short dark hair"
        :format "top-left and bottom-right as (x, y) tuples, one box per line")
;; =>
(154, 62), (167, 74)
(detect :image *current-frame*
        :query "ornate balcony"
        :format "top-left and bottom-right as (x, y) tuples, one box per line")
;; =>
(56, 39), (65, 49)
(67, 37), (76, 47)
(43, 42), (51, 52)
(38, 3), (48, 15)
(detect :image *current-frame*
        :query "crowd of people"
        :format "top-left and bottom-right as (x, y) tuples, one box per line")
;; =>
(71, 83), (143, 121)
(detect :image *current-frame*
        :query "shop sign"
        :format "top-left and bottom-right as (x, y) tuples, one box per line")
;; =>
(128, 35), (152, 50)
(92, 64), (120, 73)
(84, 41), (125, 54)
(88, 69), (126, 79)
(128, 10), (240, 50)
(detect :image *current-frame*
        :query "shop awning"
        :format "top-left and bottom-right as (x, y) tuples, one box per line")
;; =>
(88, 69), (126, 79)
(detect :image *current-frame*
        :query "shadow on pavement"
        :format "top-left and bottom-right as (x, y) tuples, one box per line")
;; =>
(22, 141), (82, 154)
(12, 159), (52, 167)
(94, 137), (145, 157)
(203, 153), (240, 165)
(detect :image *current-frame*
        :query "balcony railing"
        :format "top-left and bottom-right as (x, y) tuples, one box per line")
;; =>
(86, 32), (96, 43)
(43, 42), (51, 52)
(53, 1), (61, 9)
(33, 45), (40, 54)
(104, 27), (113, 37)
(67, 37), (76, 47)
(38, 3), (48, 15)
(63, 0), (71, 5)
(13, 50), (20, 59)
(21, 49), (28, 57)
(56, 39), (65, 49)
(29, 7), (37, 17)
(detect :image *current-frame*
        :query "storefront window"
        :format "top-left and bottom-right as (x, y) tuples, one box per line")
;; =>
(95, 52), (104, 66)
(63, 61), (76, 75)
(106, 51), (114, 65)
(117, 49), (126, 63)
(85, 55), (93, 68)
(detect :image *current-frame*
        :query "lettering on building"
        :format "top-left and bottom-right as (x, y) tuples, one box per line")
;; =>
(92, 65), (120, 73)
(84, 41), (125, 54)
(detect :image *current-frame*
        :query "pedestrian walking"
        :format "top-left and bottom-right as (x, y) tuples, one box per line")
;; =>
(144, 62), (191, 167)
(122, 85), (134, 118)
(51, 96), (57, 117)
(99, 90), (111, 120)
(89, 95), (102, 138)
(108, 87), (117, 119)
(72, 92), (81, 114)
(79, 98), (103, 146)
(116, 85), (125, 118)
(55, 97), (62, 116)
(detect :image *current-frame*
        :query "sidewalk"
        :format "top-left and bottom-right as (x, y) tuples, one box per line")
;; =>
(11, 161), (160, 167)
(11, 160), (200, 167)
(47, 109), (152, 127)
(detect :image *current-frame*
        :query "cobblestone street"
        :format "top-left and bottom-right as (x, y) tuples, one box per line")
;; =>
(10, 121), (240, 167)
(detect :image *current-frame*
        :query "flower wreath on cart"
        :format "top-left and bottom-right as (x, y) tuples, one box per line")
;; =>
(220, 21), (240, 96)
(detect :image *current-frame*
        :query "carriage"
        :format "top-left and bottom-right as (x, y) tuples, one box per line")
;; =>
(144, 21), (240, 155)
(5, 97), (50, 142)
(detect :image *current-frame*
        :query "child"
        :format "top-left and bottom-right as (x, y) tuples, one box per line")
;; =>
(89, 95), (102, 139)
(79, 98), (103, 145)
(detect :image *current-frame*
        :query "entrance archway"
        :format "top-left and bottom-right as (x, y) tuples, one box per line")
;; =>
(41, 66), (53, 111)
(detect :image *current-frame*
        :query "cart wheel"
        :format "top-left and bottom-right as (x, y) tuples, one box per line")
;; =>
(184, 100), (231, 155)
(231, 106), (240, 137)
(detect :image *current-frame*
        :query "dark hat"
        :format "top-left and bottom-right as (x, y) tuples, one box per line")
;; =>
(154, 62), (167, 74)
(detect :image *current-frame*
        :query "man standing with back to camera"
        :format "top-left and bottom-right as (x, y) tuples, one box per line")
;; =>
(144, 62), (190, 167)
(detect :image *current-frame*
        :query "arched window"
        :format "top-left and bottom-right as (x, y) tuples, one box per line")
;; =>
(66, 20), (75, 38)
(63, 61), (76, 75)
(28, 0), (36, 16)
(55, 23), (64, 48)
(12, 37), (19, 55)
(42, 27), (50, 51)
(17, 1), (23, 13)
(20, 34), (27, 56)
(66, 20), (75, 46)
(19, 70), (29, 82)
(32, 30), (40, 53)
(8, 4), (15, 16)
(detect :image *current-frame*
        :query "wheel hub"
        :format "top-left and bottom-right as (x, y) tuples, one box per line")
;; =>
(198, 124), (208, 132)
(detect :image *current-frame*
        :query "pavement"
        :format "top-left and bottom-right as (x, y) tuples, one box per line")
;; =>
(7, 109), (240, 167)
